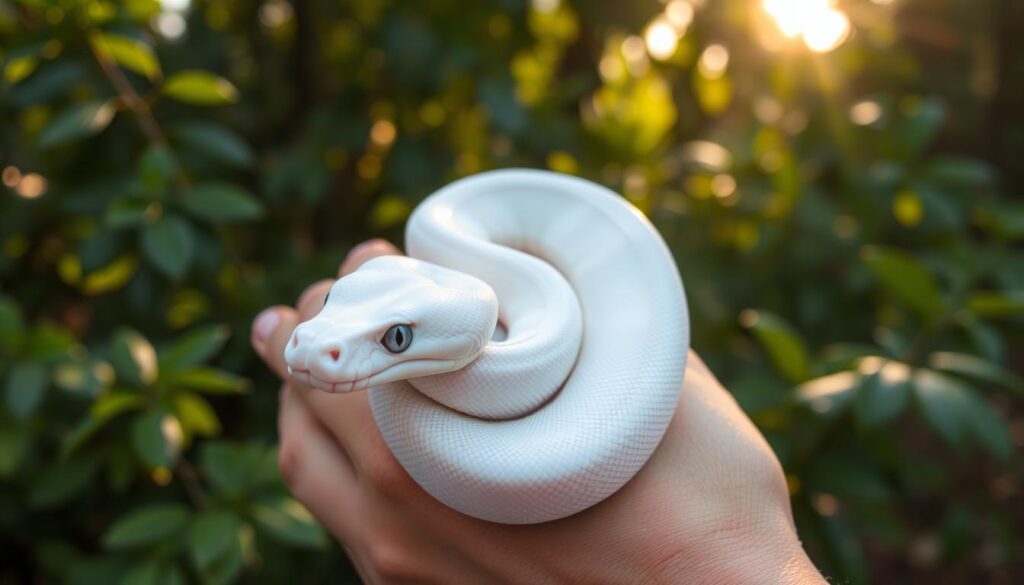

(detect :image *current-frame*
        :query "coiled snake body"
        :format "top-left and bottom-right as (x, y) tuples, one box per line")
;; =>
(286, 170), (689, 524)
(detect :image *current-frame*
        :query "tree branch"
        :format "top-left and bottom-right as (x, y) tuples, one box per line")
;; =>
(89, 39), (166, 145)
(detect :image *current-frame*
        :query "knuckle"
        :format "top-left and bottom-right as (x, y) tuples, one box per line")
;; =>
(365, 538), (416, 582)
(296, 280), (332, 316)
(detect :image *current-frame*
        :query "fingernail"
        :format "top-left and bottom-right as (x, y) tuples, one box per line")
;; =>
(251, 308), (280, 354)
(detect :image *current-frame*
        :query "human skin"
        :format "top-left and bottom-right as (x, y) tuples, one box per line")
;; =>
(250, 239), (828, 584)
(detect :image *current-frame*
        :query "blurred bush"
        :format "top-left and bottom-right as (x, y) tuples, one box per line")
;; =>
(1, 0), (1021, 582)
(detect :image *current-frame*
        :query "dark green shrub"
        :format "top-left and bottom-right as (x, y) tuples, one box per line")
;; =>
(1, 0), (1021, 582)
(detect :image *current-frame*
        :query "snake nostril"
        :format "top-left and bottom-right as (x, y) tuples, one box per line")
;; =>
(327, 348), (341, 362)
(291, 335), (299, 347)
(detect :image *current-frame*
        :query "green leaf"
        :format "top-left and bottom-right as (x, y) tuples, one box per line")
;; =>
(139, 143), (176, 194)
(162, 70), (238, 105)
(172, 392), (221, 437)
(4, 55), (39, 84)
(897, 95), (945, 158)
(29, 456), (100, 508)
(817, 512), (870, 585)
(928, 352), (1023, 394)
(107, 443), (136, 493)
(940, 506), (972, 563)
(62, 391), (147, 457)
(979, 202), (1024, 239)
(181, 183), (265, 223)
(53, 358), (105, 395)
(104, 503), (190, 549)
(5, 361), (48, 419)
(794, 371), (858, 418)
(861, 246), (945, 320)
(199, 536), (244, 585)
(141, 213), (195, 279)
(106, 197), (155, 228)
(173, 122), (254, 168)
(819, 343), (883, 368)
(742, 310), (809, 382)
(93, 392), (147, 421)
(200, 441), (279, 495)
(123, 560), (186, 585)
(961, 390), (1013, 463)
(131, 409), (181, 468)
(693, 69), (732, 117)
(853, 359), (911, 428)
(200, 442), (257, 495)
(0, 296), (25, 348)
(369, 194), (413, 231)
(90, 32), (161, 80)
(913, 369), (972, 448)
(588, 74), (678, 156)
(27, 324), (77, 361)
(966, 291), (1024, 318)
(79, 229), (124, 273)
(923, 156), (995, 187)
(110, 327), (158, 386)
(188, 509), (242, 569)
(963, 318), (1004, 362)
(170, 367), (248, 394)
(34, 539), (80, 579)
(7, 61), (86, 108)
(807, 454), (894, 501)
(123, 0), (162, 20)
(160, 324), (229, 373)
(251, 496), (327, 549)
(38, 100), (116, 148)
(68, 556), (130, 585)
(0, 425), (28, 477)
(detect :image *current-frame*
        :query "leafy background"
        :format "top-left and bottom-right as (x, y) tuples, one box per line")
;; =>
(1, 0), (1022, 583)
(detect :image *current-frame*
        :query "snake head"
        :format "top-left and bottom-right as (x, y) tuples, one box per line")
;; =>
(284, 256), (498, 393)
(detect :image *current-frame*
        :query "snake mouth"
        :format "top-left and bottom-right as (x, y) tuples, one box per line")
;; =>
(287, 367), (370, 394)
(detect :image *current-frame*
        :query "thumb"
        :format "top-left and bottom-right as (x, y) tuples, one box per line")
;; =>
(251, 305), (302, 382)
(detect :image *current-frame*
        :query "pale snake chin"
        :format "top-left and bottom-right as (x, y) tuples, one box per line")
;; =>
(286, 169), (689, 524)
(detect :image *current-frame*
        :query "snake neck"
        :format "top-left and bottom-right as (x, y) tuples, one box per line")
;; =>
(402, 185), (584, 420)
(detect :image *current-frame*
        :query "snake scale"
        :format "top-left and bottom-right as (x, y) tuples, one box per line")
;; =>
(285, 169), (689, 524)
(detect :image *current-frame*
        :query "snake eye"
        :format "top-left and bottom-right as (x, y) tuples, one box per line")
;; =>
(382, 324), (413, 353)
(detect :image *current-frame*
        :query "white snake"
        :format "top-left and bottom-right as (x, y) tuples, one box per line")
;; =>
(285, 169), (689, 524)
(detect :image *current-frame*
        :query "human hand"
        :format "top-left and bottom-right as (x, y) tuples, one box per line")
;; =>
(250, 239), (826, 584)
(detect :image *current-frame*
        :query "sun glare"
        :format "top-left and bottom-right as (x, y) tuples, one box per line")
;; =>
(762, 0), (851, 53)
(644, 18), (679, 60)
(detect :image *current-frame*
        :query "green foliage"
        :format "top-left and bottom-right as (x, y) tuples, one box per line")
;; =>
(104, 503), (191, 549)
(1, 0), (1021, 583)
(38, 99), (116, 148)
(162, 71), (239, 106)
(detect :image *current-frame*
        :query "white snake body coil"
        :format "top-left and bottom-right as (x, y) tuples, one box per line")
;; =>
(286, 170), (689, 524)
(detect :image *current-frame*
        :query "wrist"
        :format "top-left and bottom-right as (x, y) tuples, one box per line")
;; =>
(645, 520), (826, 584)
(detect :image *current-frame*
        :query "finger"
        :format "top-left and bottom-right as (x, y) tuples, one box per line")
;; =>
(278, 386), (360, 542)
(292, 384), (385, 476)
(262, 284), (377, 458)
(296, 279), (335, 321)
(340, 238), (403, 277)
(255, 303), (378, 476)
(251, 305), (301, 381)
